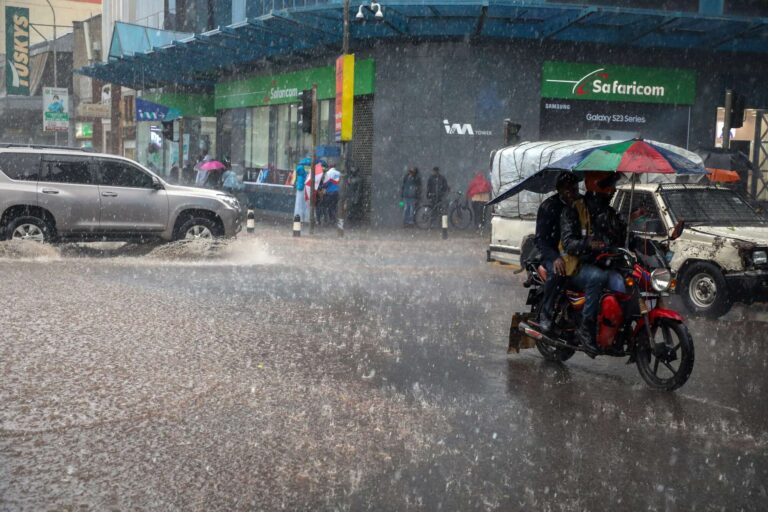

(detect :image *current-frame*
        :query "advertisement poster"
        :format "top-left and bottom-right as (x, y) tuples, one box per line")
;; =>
(5, 6), (30, 96)
(43, 87), (70, 132)
(335, 54), (355, 142)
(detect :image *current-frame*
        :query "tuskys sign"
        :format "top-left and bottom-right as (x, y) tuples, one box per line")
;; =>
(541, 61), (696, 105)
(6, 6), (31, 96)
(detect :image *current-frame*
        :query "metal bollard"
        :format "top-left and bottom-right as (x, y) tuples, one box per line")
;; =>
(293, 215), (302, 237)
(441, 214), (448, 239)
(246, 209), (255, 234)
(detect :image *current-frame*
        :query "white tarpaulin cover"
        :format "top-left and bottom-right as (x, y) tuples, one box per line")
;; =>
(489, 140), (705, 219)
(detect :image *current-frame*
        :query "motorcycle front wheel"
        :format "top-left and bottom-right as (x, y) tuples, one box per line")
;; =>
(635, 319), (694, 391)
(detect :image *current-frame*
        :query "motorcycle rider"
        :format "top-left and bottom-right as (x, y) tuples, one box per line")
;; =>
(534, 171), (581, 333)
(559, 182), (609, 358)
(584, 172), (629, 294)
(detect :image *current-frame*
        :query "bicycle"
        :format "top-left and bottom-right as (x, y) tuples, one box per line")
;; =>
(415, 191), (474, 230)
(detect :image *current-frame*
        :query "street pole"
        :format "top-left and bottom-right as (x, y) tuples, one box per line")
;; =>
(336, 0), (351, 237)
(310, 84), (318, 234)
(723, 89), (733, 151)
(46, 0), (58, 146)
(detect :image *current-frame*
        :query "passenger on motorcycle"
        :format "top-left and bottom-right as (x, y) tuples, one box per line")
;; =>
(534, 171), (581, 333)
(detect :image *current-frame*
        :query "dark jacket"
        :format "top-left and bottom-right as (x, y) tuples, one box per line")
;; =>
(401, 172), (422, 200)
(426, 173), (449, 203)
(534, 193), (566, 264)
(560, 199), (593, 258)
(585, 192), (626, 247)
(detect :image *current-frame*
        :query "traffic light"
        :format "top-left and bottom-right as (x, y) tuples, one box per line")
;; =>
(730, 92), (746, 129)
(161, 120), (174, 141)
(297, 89), (312, 134)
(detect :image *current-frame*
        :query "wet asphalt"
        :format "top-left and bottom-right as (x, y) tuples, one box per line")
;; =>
(0, 225), (766, 511)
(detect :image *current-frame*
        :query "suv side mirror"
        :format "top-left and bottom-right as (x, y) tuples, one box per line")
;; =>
(151, 176), (163, 190)
(669, 219), (685, 240)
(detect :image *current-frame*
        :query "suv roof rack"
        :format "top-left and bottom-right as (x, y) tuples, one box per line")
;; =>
(657, 182), (712, 191)
(0, 143), (93, 152)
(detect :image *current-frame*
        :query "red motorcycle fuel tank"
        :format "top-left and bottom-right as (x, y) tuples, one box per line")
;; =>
(597, 295), (624, 348)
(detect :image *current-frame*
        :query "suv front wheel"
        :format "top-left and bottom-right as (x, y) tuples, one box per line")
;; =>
(5, 215), (53, 243)
(174, 216), (222, 241)
(679, 261), (732, 319)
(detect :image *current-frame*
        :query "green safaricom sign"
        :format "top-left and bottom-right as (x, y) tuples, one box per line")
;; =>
(6, 6), (31, 96)
(541, 62), (696, 105)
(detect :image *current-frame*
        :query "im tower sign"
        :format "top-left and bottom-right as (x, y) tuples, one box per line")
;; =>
(541, 61), (696, 105)
(540, 62), (697, 147)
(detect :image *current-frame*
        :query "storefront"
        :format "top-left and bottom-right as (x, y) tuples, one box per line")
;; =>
(539, 62), (697, 147)
(134, 92), (216, 181)
(213, 60), (375, 215)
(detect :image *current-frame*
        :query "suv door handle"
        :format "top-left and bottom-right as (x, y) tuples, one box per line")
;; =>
(101, 191), (118, 197)
(41, 188), (60, 194)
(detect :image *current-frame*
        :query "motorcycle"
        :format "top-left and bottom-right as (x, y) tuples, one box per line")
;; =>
(510, 224), (694, 391)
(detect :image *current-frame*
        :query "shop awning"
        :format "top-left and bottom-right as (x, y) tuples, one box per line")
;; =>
(78, 1), (768, 91)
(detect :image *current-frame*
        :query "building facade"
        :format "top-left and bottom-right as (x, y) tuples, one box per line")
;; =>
(80, 0), (768, 225)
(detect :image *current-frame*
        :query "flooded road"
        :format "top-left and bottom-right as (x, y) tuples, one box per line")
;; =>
(1, 227), (766, 510)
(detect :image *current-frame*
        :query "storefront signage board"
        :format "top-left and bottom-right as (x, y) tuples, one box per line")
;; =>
(541, 61), (696, 105)
(215, 59), (375, 110)
(6, 6), (31, 96)
(43, 87), (69, 132)
(141, 92), (215, 117)
(335, 54), (355, 142)
(76, 102), (111, 118)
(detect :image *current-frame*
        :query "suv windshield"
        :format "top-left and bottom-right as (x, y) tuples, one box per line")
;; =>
(662, 188), (766, 225)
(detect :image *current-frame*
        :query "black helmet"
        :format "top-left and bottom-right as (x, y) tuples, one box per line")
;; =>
(556, 171), (580, 188)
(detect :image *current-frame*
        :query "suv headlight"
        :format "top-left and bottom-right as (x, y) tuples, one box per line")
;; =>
(753, 250), (767, 266)
(651, 268), (672, 292)
(217, 194), (240, 210)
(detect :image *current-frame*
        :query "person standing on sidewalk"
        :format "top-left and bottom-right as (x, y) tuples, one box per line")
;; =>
(322, 164), (341, 225)
(466, 170), (492, 229)
(426, 166), (449, 219)
(293, 160), (308, 222)
(401, 166), (421, 227)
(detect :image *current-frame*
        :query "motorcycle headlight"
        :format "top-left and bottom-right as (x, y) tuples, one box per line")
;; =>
(217, 194), (240, 210)
(753, 250), (767, 266)
(651, 268), (672, 292)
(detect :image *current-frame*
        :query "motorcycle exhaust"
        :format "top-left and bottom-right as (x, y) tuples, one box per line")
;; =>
(518, 322), (584, 352)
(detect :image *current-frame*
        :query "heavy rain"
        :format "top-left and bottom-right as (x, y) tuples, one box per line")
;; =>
(1, 0), (768, 510)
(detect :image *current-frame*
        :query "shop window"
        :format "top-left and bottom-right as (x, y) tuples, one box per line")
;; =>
(246, 107), (269, 168)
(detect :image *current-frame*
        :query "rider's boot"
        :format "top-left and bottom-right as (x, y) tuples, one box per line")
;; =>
(576, 319), (599, 359)
(538, 312), (554, 334)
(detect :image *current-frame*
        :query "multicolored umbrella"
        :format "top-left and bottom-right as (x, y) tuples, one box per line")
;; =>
(546, 139), (707, 175)
(547, 139), (706, 247)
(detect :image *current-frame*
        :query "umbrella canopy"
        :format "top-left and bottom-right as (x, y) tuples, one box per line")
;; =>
(707, 168), (740, 183)
(546, 139), (707, 175)
(198, 160), (226, 171)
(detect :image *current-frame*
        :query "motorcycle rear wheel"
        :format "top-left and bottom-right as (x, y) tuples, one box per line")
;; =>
(635, 319), (694, 391)
(536, 340), (576, 362)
